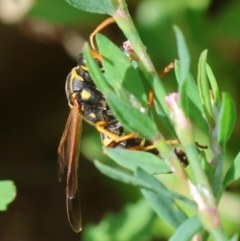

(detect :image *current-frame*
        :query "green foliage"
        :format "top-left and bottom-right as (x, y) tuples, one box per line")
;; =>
(175, 62), (209, 134)
(137, 169), (188, 229)
(223, 153), (240, 189)
(21, 0), (240, 239)
(0, 181), (16, 211)
(28, 0), (94, 24)
(83, 40), (159, 140)
(169, 216), (202, 241)
(173, 25), (190, 116)
(94, 161), (195, 208)
(65, 0), (115, 15)
(78, 0), (240, 239)
(197, 50), (214, 126)
(173, 25), (190, 85)
(217, 93), (236, 150)
(96, 34), (147, 106)
(104, 148), (171, 174)
(83, 199), (156, 241)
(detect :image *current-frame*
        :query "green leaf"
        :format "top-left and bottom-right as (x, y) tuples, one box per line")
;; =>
(136, 169), (188, 229)
(28, 0), (101, 24)
(186, 74), (209, 135)
(173, 26), (190, 116)
(94, 160), (161, 191)
(0, 181), (16, 211)
(94, 161), (195, 209)
(223, 153), (240, 189)
(206, 64), (221, 106)
(83, 199), (156, 241)
(104, 147), (171, 174)
(169, 216), (202, 241)
(84, 42), (159, 140)
(65, 0), (115, 15)
(173, 26), (190, 85)
(175, 61), (208, 135)
(96, 34), (147, 106)
(153, 101), (176, 136)
(179, 78), (189, 117)
(106, 91), (159, 140)
(83, 43), (112, 93)
(217, 92), (236, 149)
(197, 50), (214, 126)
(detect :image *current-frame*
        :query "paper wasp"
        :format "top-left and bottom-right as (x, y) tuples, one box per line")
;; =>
(58, 17), (188, 232)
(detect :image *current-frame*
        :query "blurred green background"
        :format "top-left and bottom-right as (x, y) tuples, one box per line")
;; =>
(0, 0), (240, 240)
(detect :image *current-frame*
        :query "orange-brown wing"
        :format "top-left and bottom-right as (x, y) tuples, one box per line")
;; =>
(58, 107), (75, 180)
(57, 99), (82, 232)
(67, 188), (82, 232)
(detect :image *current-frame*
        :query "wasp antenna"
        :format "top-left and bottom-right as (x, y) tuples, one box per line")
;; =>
(90, 17), (115, 51)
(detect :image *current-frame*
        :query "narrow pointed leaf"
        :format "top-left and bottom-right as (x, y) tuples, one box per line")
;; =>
(83, 43), (112, 93)
(175, 61), (208, 134)
(136, 168), (188, 228)
(173, 25), (190, 84)
(217, 92), (236, 148)
(197, 50), (214, 126)
(104, 147), (171, 174)
(169, 216), (202, 241)
(223, 153), (240, 188)
(135, 168), (195, 210)
(106, 91), (159, 140)
(153, 101), (176, 136)
(94, 161), (195, 209)
(96, 34), (147, 106)
(206, 64), (221, 106)
(65, 0), (115, 15)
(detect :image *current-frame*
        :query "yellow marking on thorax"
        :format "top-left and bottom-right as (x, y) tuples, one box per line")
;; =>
(71, 68), (84, 81)
(81, 89), (91, 100)
(80, 64), (104, 72)
(80, 65), (88, 71)
(69, 67), (84, 95)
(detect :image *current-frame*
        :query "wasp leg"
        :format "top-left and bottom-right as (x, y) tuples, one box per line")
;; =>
(166, 139), (208, 150)
(90, 17), (115, 51)
(166, 139), (181, 145)
(90, 49), (104, 62)
(125, 138), (156, 151)
(148, 61), (175, 107)
(159, 61), (175, 78)
(147, 88), (154, 107)
(95, 120), (137, 143)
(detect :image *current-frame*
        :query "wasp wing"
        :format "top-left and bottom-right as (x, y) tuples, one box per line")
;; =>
(67, 188), (82, 232)
(58, 99), (82, 232)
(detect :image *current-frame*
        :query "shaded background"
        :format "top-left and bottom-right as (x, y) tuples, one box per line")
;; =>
(0, 0), (240, 240)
